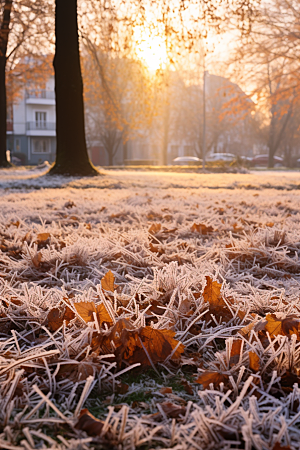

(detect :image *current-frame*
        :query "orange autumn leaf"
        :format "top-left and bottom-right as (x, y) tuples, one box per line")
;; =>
(96, 303), (113, 326)
(32, 251), (42, 268)
(159, 387), (172, 394)
(148, 328), (185, 360)
(239, 321), (256, 338)
(265, 314), (283, 337)
(101, 270), (115, 292)
(36, 232), (51, 244)
(203, 276), (223, 306)
(74, 301), (112, 325)
(249, 351), (260, 372)
(195, 371), (228, 389)
(191, 223), (214, 234)
(149, 242), (165, 255)
(75, 409), (105, 436)
(265, 222), (274, 227)
(229, 339), (243, 367)
(203, 277), (234, 322)
(148, 223), (162, 234)
(107, 320), (184, 367)
(74, 302), (96, 322)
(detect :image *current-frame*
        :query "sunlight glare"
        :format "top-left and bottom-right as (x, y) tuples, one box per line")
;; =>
(134, 27), (168, 71)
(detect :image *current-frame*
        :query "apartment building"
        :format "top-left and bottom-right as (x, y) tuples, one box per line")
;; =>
(6, 76), (56, 165)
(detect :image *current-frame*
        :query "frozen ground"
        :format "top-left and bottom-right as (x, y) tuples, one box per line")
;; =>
(1, 166), (300, 191)
(1, 167), (300, 449)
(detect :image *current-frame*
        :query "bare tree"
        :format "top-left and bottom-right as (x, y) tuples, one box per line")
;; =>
(0, 0), (12, 167)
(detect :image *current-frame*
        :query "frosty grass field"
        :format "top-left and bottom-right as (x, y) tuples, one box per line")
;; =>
(1, 167), (300, 450)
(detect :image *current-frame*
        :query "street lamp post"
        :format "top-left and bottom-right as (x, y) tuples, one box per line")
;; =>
(202, 69), (208, 171)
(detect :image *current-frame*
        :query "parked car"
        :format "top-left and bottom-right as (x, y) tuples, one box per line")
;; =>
(251, 154), (284, 167)
(206, 153), (236, 162)
(173, 156), (202, 166)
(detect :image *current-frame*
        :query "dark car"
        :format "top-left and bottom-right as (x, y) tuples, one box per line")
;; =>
(251, 154), (284, 167)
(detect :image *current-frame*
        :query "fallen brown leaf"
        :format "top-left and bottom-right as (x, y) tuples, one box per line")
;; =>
(148, 223), (162, 234)
(272, 443), (291, 450)
(104, 319), (184, 367)
(32, 251), (42, 268)
(74, 301), (113, 326)
(75, 409), (105, 436)
(191, 223), (214, 234)
(229, 339), (242, 367)
(101, 270), (115, 292)
(159, 387), (172, 394)
(160, 401), (186, 418)
(47, 308), (63, 332)
(203, 277), (233, 322)
(195, 371), (229, 389)
(36, 232), (51, 245)
(249, 351), (260, 372)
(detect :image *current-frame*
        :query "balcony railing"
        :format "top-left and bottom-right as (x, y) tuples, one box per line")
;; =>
(26, 121), (56, 131)
(25, 90), (55, 100)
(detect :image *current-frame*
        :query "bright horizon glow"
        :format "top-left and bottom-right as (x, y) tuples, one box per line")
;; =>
(134, 27), (168, 71)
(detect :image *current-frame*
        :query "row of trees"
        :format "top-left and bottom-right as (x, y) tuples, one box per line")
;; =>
(1, 0), (299, 173)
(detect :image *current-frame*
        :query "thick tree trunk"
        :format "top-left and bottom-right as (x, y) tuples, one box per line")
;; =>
(0, 0), (12, 168)
(49, 0), (98, 176)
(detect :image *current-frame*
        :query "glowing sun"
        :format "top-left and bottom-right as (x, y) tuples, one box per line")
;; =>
(134, 27), (168, 71)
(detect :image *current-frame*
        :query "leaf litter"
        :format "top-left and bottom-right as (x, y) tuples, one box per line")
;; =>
(1, 173), (300, 449)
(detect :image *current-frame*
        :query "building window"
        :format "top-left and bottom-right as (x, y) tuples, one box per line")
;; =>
(15, 138), (20, 151)
(32, 139), (49, 154)
(35, 111), (47, 129)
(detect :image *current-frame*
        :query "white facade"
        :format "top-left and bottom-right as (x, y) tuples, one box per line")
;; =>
(7, 76), (56, 165)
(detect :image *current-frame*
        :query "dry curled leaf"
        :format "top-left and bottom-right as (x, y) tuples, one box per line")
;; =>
(101, 270), (115, 292)
(160, 401), (186, 418)
(203, 277), (233, 322)
(265, 314), (300, 340)
(229, 339), (243, 367)
(74, 302), (96, 322)
(47, 308), (63, 332)
(64, 200), (75, 209)
(47, 305), (75, 331)
(265, 313), (283, 337)
(191, 223), (214, 234)
(102, 319), (184, 367)
(203, 277), (222, 306)
(272, 443), (291, 450)
(249, 351), (260, 372)
(148, 223), (162, 234)
(149, 242), (165, 255)
(36, 232), (51, 245)
(159, 387), (172, 394)
(74, 301), (113, 326)
(75, 409), (105, 436)
(195, 371), (229, 389)
(239, 321), (256, 338)
(32, 251), (42, 268)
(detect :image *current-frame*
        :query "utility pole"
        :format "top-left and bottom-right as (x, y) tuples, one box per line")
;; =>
(202, 68), (208, 171)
